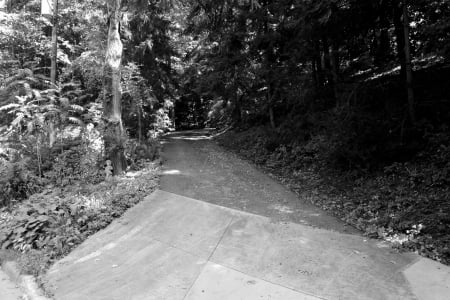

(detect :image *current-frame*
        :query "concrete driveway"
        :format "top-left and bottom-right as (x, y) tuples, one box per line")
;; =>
(46, 131), (450, 299)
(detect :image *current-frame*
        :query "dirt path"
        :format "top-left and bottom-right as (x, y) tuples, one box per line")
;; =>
(160, 130), (357, 234)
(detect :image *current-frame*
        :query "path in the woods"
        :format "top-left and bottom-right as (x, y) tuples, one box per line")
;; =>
(45, 130), (450, 300)
(159, 130), (358, 234)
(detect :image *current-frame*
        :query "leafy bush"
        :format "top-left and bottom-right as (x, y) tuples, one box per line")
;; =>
(44, 143), (103, 187)
(0, 161), (159, 263)
(0, 158), (44, 207)
(126, 137), (161, 170)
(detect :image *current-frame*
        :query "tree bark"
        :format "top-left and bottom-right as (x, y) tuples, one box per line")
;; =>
(233, 88), (242, 124)
(49, 0), (58, 148)
(269, 105), (275, 129)
(393, 2), (406, 79)
(330, 43), (340, 104)
(103, 0), (127, 175)
(373, 0), (391, 66)
(314, 42), (324, 87)
(402, 1), (415, 124)
(50, 0), (58, 85)
(137, 106), (142, 144)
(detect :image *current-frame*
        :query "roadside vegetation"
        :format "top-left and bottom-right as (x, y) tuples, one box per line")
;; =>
(0, 0), (174, 280)
(217, 125), (449, 264)
(0, 161), (159, 277)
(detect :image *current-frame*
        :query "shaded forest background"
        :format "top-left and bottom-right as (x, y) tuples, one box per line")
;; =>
(0, 0), (449, 268)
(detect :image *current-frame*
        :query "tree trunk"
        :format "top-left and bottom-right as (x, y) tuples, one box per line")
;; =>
(103, 0), (127, 175)
(330, 43), (340, 104)
(137, 106), (142, 144)
(314, 42), (324, 87)
(393, 3), (406, 79)
(269, 105), (275, 129)
(402, 1), (415, 124)
(373, 0), (391, 66)
(322, 38), (336, 102)
(233, 89), (242, 124)
(267, 83), (276, 129)
(312, 59), (318, 88)
(49, 0), (58, 148)
(50, 0), (58, 85)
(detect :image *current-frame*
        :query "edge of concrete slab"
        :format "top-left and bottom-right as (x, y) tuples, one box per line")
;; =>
(403, 257), (450, 300)
(155, 190), (450, 300)
(152, 190), (362, 238)
(1, 261), (52, 300)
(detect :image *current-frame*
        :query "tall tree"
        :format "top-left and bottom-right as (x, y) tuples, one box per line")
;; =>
(103, 0), (127, 175)
(402, 0), (415, 124)
(49, 0), (58, 148)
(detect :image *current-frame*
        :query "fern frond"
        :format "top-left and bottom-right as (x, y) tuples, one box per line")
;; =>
(68, 117), (84, 126)
(69, 104), (85, 112)
(11, 113), (25, 128)
(0, 103), (20, 111)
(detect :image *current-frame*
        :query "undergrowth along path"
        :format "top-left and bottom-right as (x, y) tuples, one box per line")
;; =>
(216, 128), (450, 265)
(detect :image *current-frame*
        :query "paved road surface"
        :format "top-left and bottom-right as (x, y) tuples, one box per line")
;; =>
(45, 130), (450, 300)
(0, 267), (22, 300)
(160, 130), (357, 234)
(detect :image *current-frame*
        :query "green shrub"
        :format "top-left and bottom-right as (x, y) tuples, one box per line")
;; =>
(0, 158), (44, 207)
(126, 138), (160, 170)
(0, 162), (159, 265)
(44, 144), (103, 187)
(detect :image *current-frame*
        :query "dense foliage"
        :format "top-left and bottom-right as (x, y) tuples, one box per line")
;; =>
(0, 0), (168, 277)
(0, 0), (176, 204)
(0, 161), (159, 276)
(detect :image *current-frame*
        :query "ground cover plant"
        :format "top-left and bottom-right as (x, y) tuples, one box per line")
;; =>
(0, 159), (160, 278)
(217, 125), (450, 265)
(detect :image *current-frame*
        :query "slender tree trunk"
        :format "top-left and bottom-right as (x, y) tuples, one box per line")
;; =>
(269, 105), (275, 129)
(330, 43), (340, 104)
(393, 3), (406, 79)
(322, 39), (331, 74)
(322, 38), (336, 102)
(137, 106), (142, 144)
(373, 0), (391, 66)
(314, 42), (324, 87)
(402, 1), (415, 124)
(233, 87), (242, 124)
(262, 6), (276, 129)
(312, 59), (318, 87)
(103, 0), (127, 175)
(267, 83), (276, 129)
(48, 0), (58, 148)
(50, 0), (58, 85)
